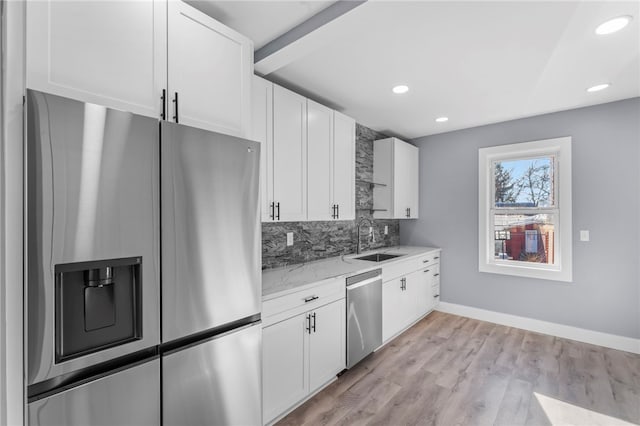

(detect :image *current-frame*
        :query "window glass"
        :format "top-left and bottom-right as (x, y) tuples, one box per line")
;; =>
(493, 213), (555, 264)
(493, 156), (554, 207)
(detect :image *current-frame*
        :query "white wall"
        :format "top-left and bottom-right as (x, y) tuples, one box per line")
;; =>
(1, 1), (25, 424)
(401, 98), (640, 340)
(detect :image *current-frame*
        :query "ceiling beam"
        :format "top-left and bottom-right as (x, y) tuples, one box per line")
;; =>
(254, 0), (367, 75)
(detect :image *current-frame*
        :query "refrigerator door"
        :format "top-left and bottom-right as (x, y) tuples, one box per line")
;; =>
(161, 121), (261, 341)
(26, 90), (160, 385)
(163, 322), (262, 425)
(28, 358), (160, 426)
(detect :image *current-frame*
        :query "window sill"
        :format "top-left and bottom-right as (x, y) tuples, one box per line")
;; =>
(479, 261), (572, 282)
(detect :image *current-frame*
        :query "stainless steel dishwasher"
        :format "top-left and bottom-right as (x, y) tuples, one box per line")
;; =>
(346, 268), (382, 368)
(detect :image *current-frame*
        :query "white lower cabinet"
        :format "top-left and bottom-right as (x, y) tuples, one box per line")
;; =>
(263, 313), (308, 424)
(382, 252), (441, 342)
(382, 277), (404, 342)
(382, 271), (425, 342)
(263, 298), (345, 424)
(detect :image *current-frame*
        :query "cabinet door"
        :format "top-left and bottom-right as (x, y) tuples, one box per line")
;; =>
(307, 100), (334, 221)
(373, 139), (393, 219)
(393, 140), (412, 219)
(263, 314), (308, 424)
(333, 112), (356, 221)
(431, 264), (441, 308)
(408, 270), (430, 319)
(167, 1), (252, 137)
(272, 85), (307, 221)
(382, 278), (406, 342)
(26, 0), (166, 118)
(407, 143), (420, 218)
(309, 299), (346, 391)
(251, 76), (274, 222)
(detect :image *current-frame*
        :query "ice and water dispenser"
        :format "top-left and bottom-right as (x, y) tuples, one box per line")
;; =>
(55, 257), (143, 362)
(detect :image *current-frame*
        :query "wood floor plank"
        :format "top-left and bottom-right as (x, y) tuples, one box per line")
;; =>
(276, 312), (640, 426)
(494, 377), (534, 426)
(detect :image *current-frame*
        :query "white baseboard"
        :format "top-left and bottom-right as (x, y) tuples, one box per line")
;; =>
(437, 302), (640, 355)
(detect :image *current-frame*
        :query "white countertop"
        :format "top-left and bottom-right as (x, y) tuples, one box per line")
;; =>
(262, 245), (440, 300)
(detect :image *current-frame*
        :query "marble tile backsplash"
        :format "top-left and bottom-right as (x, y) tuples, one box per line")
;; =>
(262, 123), (400, 269)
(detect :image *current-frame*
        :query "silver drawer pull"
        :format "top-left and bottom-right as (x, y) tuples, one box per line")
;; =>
(423, 259), (430, 263)
(434, 294), (440, 298)
(423, 269), (430, 273)
(304, 295), (319, 303)
(434, 256), (440, 260)
(434, 273), (440, 277)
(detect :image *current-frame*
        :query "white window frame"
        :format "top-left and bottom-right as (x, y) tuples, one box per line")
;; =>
(479, 137), (572, 282)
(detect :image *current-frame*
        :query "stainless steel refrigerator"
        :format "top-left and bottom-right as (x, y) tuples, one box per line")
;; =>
(26, 90), (162, 425)
(26, 90), (262, 425)
(160, 121), (262, 425)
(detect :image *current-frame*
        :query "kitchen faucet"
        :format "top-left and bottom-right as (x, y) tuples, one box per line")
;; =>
(356, 217), (375, 254)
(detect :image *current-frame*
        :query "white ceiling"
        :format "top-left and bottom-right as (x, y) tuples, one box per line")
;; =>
(203, 1), (640, 140)
(185, 1), (333, 50)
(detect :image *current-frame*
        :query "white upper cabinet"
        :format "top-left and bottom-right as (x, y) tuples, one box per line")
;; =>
(272, 85), (308, 222)
(332, 111), (356, 221)
(26, 0), (166, 118)
(304, 102), (355, 222)
(307, 100), (334, 221)
(167, 1), (252, 137)
(251, 76), (274, 222)
(251, 78), (355, 222)
(373, 137), (419, 219)
(26, 1), (253, 137)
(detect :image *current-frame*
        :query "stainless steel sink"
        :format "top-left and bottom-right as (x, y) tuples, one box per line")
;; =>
(354, 253), (403, 262)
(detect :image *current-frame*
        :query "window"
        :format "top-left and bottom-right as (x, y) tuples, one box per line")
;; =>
(479, 137), (572, 282)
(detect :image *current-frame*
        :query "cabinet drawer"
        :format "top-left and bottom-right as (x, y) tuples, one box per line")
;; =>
(384, 253), (440, 280)
(263, 278), (344, 325)
(382, 259), (415, 281)
(417, 252), (440, 269)
(422, 263), (439, 276)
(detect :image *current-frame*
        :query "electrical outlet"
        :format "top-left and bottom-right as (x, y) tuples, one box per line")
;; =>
(580, 230), (589, 242)
(384, 225), (388, 235)
(286, 232), (294, 246)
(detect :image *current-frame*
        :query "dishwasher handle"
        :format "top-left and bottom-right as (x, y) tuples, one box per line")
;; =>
(346, 275), (381, 290)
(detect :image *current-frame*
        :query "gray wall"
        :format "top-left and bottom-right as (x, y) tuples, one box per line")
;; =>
(263, 123), (400, 269)
(401, 98), (640, 339)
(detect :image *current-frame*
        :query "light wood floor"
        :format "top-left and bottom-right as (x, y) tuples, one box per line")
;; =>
(277, 311), (640, 426)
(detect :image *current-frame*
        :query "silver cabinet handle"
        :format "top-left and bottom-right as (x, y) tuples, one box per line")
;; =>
(312, 312), (316, 332)
(304, 295), (319, 303)
(423, 269), (430, 273)
(434, 256), (440, 260)
(172, 92), (179, 123)
(161, 89), (166, 120)
(434, 273), (440, 277)
(306, 314), (311, 334)
(433, 294), (440, 298)
(423, 259), (430, 263)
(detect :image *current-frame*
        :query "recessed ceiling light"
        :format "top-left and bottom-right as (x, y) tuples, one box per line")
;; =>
(435, 117), (449, 123)
(586, 83), (610, 92)
(595, 15), (632, 35)
(392, 85), (409, 94)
